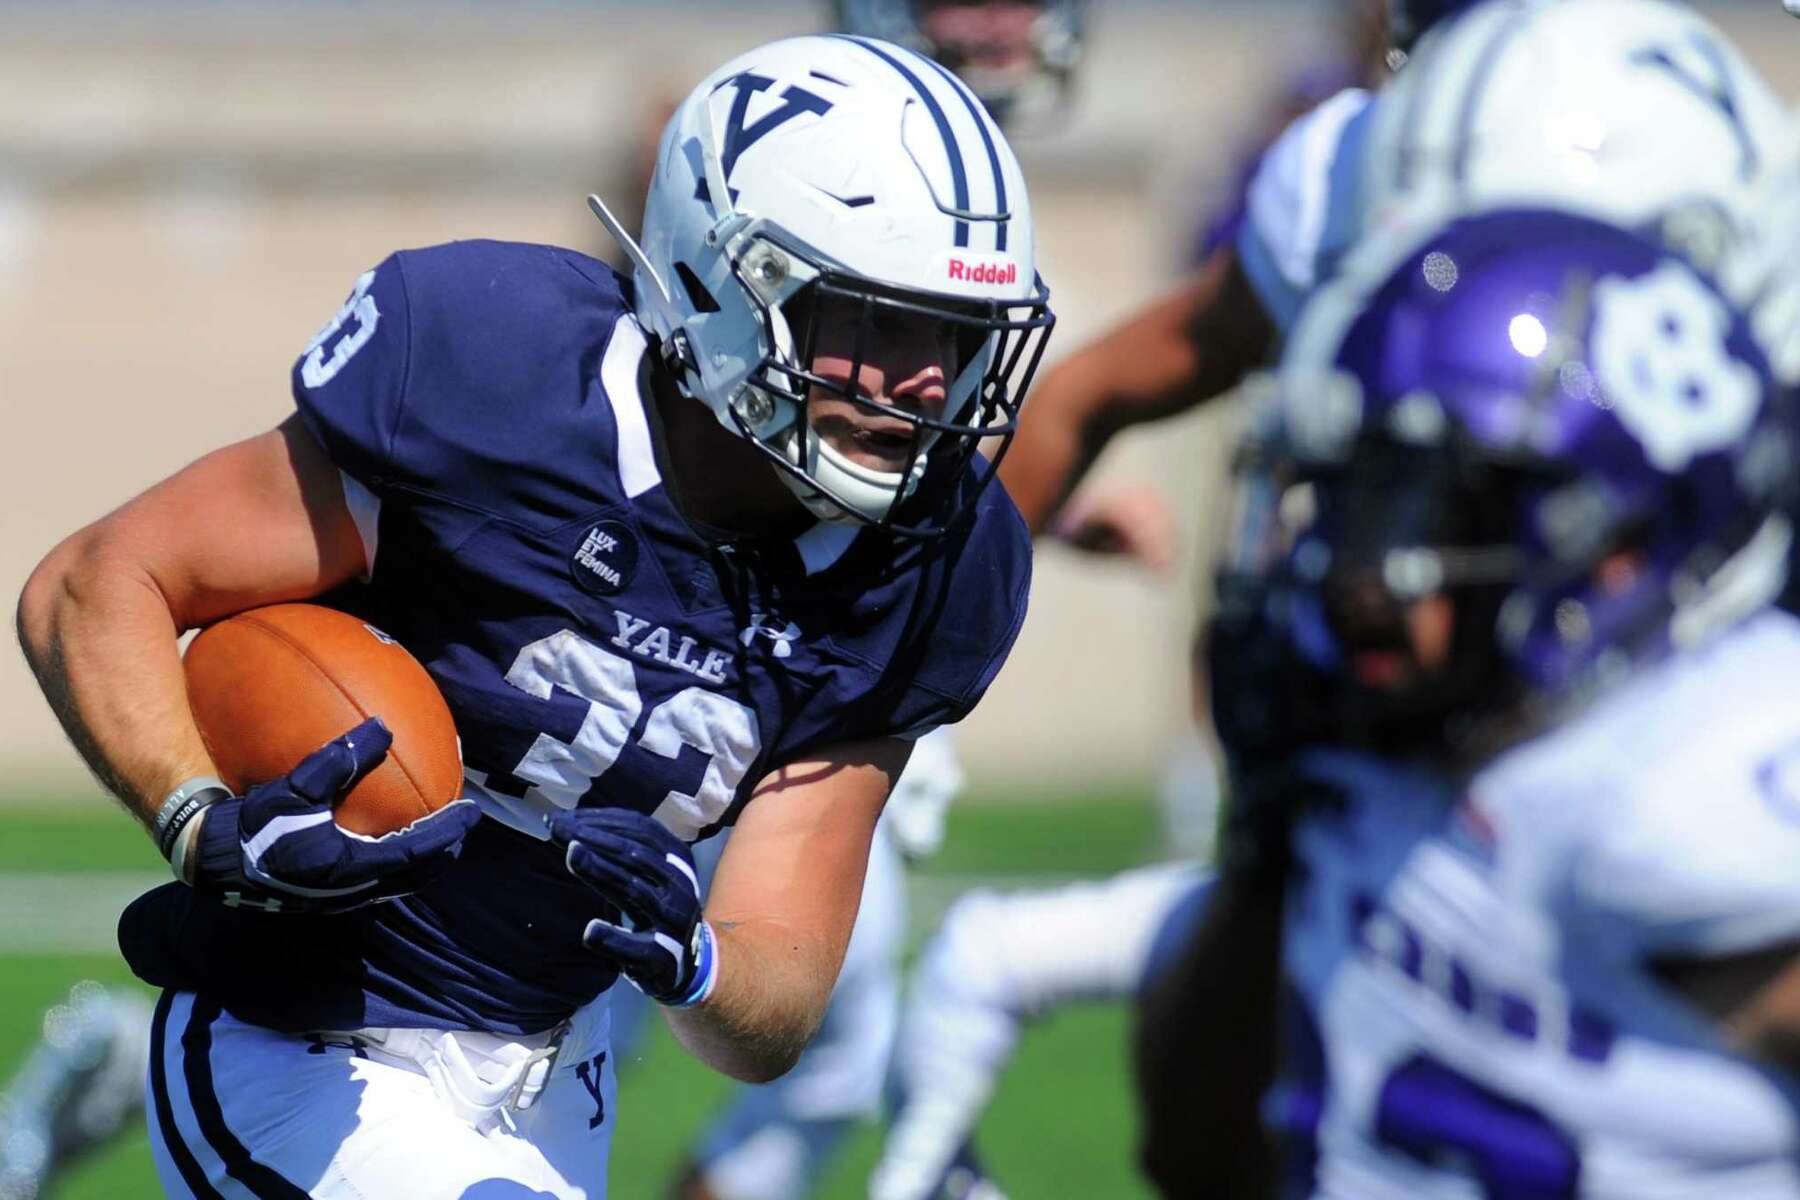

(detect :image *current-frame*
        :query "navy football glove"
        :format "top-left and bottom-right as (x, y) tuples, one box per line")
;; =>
(190, 717), (482, 913)
(548, 808), (718, 1008)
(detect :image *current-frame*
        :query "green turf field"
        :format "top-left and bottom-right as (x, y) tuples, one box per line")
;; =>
(0, 789), (1164, 1199)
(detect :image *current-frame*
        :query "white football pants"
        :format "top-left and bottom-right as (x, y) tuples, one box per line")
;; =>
(146, 990), (615, 1199)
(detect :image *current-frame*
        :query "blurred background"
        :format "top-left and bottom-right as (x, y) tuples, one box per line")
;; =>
(2, 0), (1794, 797)
(0, 0), (1376, 798)
(0, 2), (1795, 1196)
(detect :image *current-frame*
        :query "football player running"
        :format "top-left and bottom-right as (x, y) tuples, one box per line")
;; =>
(16, 33), (1052, 1200)
(1226, 200), (1800, 1197)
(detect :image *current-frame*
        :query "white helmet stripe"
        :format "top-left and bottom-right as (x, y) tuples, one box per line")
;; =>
(829, 34), (975, 249)
(1388, 0), (1529, 198)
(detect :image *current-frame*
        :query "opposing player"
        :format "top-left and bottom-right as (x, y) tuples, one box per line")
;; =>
(1130, 2), (1800, 1194)
(15, 33), (1052, 1200)
(1226, 203), (1800, 1196)
(0, 983), (151, 1200)
(1002, 0), (1800, 528)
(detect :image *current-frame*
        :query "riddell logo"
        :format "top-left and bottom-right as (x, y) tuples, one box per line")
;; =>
(947, 257), (1018, 286)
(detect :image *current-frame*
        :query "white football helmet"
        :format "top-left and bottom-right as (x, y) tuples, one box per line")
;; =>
(591, 34), (1054, 536)
(1362, 0), (1800, 379)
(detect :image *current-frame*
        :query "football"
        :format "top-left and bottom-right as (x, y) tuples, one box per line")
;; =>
(182, 603), (463, 836)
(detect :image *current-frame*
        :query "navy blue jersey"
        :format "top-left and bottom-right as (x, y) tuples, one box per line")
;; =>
(119, 240), (1030, 1035)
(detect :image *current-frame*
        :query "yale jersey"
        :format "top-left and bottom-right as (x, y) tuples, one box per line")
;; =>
(1236, 87), (1376, 333)
(1278, 611), (1800, 1199)
(121, 240), (1031, 1037)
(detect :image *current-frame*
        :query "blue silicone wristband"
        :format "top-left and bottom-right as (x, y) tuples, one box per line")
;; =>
(666, 920), (719, 1009)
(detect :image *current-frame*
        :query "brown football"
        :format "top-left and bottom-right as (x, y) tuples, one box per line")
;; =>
(183, 603), (463, 836)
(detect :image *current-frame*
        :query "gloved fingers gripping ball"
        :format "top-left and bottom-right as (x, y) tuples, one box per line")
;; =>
(178, 718), (481, 913)
(183, 603), (466, 837)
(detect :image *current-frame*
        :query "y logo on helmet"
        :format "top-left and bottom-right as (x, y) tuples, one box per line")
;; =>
(1631, 35), (1757, 178)
(695, 72), (834, 205)
(1592, 261), (1760, 472)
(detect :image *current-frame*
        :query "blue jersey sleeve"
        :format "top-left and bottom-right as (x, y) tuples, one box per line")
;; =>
(291, 257), (412, 492)
(869, 484), (1033, 741)
(293, 241), (635, 531)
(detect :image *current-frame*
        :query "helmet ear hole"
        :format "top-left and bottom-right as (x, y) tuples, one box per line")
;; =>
(674, 262), (720, 314)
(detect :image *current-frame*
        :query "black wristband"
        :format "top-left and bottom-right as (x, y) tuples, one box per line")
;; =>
(195, 796), (249, 889)
(152, 779), (231, 861)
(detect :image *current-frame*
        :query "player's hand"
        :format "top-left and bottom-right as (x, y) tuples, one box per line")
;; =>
(548, 808), (719, 1008)
(191, 717), (482, 913)
(1050, 484), (1178, 574)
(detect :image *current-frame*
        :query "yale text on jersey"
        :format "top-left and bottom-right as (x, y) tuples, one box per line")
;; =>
(611, 609), (732, 684)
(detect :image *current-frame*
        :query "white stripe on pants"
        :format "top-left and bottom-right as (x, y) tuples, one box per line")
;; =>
(146, 991), (616, 1199)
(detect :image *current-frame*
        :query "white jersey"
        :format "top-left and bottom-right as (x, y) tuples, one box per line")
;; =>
(1281, 610), (1800, 1200)
(1236, 87), (1376, 333)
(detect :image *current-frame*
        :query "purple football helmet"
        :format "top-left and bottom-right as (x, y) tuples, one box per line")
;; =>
(1217, 208), (1795, 758)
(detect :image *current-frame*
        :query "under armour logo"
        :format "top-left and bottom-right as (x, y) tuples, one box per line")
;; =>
(740, 612), (801, 659)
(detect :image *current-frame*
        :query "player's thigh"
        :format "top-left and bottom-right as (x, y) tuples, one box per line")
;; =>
(146, 991), (570, 1200)
(512, 991), (616, 1196)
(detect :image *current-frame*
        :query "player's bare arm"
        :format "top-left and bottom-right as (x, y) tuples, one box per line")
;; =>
(1725, 954), (1800, 1076)
(669, 738), (911, 1082)
(997, 243), (1272, 532)
(16, 416), (365, 824)
(1655, 944), (1800, 1076)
